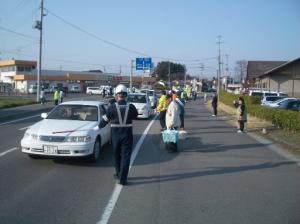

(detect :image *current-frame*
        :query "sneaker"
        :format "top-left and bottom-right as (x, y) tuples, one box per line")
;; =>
(237, 130), (242, 133)
(212, 115), (216, 117)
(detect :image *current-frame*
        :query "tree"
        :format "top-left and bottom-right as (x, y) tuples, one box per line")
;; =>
(154, 61), (186, 81)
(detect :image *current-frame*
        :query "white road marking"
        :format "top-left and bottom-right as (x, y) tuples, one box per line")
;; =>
(97, 114), (158, 224)
(19, 125), (31, 131)
(0, 147), (18, 157)
(0, 115), (40, 126)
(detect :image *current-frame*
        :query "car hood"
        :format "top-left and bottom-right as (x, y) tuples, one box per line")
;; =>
(130, 102), (147, 110)
(27, 119), (98, 136)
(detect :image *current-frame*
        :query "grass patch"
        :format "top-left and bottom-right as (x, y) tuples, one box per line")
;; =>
(207, 101), (300, 157)
(0, 98), (36, 109)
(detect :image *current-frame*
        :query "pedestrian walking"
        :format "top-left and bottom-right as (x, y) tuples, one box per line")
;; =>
(204, 93), (207, 103)
(59, 89), (64, 103)
(99, 84), (138, 185)
(234, 96), (247, 133)
(40, 88), (45, 104)
(211, 94), (218, 116)
(156, 90), (169, 131)
(102, 88), (106, 98)
(193, 91), (197, 101)
(53, 88), (59, 105)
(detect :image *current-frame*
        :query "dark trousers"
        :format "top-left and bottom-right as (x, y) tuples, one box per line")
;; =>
(238, 120), (245, 131)
(180, 114), (184, 129)
(111, 128), (133, 183)
(159, 110), (167, 129)
(54, 99), (58, 105)
(212, 106), (217, 115)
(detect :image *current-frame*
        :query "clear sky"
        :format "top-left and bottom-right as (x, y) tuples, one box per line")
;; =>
(0, 0), (299, 78)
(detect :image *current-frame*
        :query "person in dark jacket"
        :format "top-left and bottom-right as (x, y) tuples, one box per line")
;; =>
(99, 84), (138, 185)
(211, 94), (218, 116)
(234, 96), (247, 133)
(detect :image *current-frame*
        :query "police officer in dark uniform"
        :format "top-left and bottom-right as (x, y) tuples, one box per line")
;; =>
(99, 84), (138, 185)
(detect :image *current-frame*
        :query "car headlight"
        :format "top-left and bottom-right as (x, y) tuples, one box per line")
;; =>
(23, 132), (39, 141)
(64, 135), (92, 142)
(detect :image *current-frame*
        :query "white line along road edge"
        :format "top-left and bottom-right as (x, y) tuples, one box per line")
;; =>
(0, 147), (18, 158)
(97, 114), (159, 224)
(0, 115), (40, 126)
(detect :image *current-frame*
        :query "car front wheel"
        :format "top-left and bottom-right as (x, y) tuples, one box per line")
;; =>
(88, 137), (101, 162)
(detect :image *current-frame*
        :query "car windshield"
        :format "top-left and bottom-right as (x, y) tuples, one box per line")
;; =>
(140, 90), (154, 96)
(127, 95), (147, 103)
(47, 105), (98, 121)
(266, 96), (283, 102)
(251, 92), (263, 96)
(265, 93), (278, 96)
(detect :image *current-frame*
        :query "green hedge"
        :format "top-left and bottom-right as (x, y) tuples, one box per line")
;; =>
(219, 91), (300, 132)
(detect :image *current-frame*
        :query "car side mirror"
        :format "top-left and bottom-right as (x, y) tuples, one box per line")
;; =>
(41, 113), (48, 119)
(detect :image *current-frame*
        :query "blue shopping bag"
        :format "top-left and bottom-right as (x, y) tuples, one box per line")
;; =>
(162, 129), (179, 143)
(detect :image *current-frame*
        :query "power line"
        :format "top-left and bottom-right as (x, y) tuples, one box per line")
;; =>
(46, 9), (151, 57)
(1, 49), (131, 68)
(0, 25), (38, 40)
(46, 9), (217, 63)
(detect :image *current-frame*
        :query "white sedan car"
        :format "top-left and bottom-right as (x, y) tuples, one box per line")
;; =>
(127, 93), (152, 119)
(266, 98), (297, 108)
(21, 101), (111, 162)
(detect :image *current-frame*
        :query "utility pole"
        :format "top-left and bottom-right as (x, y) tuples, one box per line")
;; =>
(119, 65), (122, 75)
(200, 63), (204, 81)
(216, 35), (223, 97)
(168, 61), (171, 88)
(130, 59), (134, 89)
(34, 0), (44, 103)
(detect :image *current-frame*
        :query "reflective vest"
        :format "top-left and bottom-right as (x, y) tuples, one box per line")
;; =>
(102, 103), (133, 128)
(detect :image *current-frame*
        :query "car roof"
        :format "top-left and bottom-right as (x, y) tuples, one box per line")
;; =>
(60, 101), (106, 106)
(128, 93), (147, 96)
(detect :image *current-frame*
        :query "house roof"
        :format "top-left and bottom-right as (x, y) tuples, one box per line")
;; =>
(246, 61), (286, 81)
(262, 57), (300, 76)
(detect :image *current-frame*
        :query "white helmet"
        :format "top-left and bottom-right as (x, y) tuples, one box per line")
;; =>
(115, 84), (127, 95)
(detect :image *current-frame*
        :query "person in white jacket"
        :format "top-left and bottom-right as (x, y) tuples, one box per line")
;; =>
(165, 97), (181, 129)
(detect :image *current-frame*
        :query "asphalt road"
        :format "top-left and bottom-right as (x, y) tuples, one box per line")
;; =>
(0, 95), (299, 224)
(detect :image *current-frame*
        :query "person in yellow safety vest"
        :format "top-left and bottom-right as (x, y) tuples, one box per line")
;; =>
(53, 89), (60, 105)
(156, 90), (169, 131)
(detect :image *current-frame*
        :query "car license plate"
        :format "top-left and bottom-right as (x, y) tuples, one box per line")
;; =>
(43, 145), (58, 154)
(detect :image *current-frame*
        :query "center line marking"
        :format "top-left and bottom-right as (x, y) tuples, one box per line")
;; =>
(97, 114), (158, 224)
(0, 147), (18, 157)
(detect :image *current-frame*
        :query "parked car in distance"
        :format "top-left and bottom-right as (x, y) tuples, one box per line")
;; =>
(261, 96), (286, 106)
(70, 86), (81, 93)
(21, 101), (111, 162)
(86, 87), (101, 95)
(205, 88), (217, 93)
(28, 85), (37, 93)
(266, 98), (297, 108)
(249, 90), (288, 98)
(127, 93), (152, 119)
(140, 89), (157, 108)
(276, 99), (300, 111)
(99, 85), (112, 95)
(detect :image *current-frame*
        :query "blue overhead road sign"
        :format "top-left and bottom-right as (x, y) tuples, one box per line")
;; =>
(136, 58), (152, 70)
